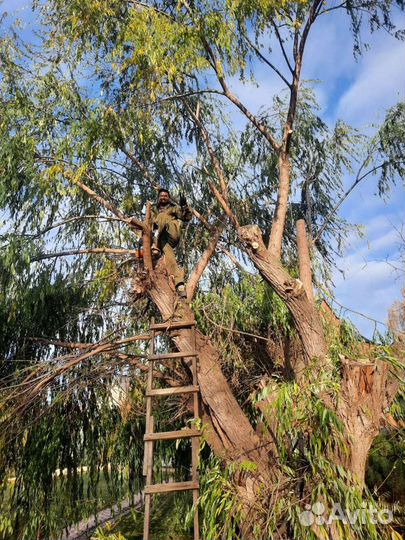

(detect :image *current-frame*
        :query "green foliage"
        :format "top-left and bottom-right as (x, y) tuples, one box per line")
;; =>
(196, 454), (244, 540)
(92, 521), (127, 540)
(195, 375), (348, 539)
(0, 382), (145, 539)
(374, 101), (405, 196)
(367, 433), (405, 505)
(110, 492), (193, 539)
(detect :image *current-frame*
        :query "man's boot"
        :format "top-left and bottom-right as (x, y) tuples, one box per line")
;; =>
(151, 246), (161, 258)
(176, 283), (187, 299)
(151, 229), (161, 258)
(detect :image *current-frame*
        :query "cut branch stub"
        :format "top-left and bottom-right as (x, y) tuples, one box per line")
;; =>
(336, 355), (400, 486)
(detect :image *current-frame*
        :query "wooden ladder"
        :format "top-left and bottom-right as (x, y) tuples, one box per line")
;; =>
(143, 318), (200, 540)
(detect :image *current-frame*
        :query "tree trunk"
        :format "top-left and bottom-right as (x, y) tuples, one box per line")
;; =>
(268, 152), (291, 259)
(296, 218), (314, 305)
(146, 263), (272, 477)
(335, 356), (399, 487)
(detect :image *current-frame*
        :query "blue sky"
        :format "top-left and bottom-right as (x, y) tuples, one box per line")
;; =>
(2, 1), (404, 339)
(305, 9), (405, 338)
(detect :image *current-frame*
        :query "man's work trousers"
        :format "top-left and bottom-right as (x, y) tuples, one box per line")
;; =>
(153, 214), (184, 287)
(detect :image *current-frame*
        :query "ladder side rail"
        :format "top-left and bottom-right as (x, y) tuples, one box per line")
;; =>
(143, 321), (155, 540)
(191, 325), (200, 540)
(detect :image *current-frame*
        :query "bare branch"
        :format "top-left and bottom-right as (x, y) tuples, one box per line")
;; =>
(243, 33), (292, 89)
(22, 215), (123, 239)
(313, 162), (395, 243)
(187, 221), (225, 300)
(29, 334), (151, 349)
(271, 22), (294, 74)
(220, 247), (255, 275)
(157, 89), (225, 102)
(208, 181), (239, 228)
(31, 247), (138, 262)
(298, 0), (323, 59)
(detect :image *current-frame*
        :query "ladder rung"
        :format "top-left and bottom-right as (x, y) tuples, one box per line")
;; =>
(148, 351), (198, 361)
(144, 480), (199, 494)
(146, 385), (199, 397)
(149, 320), (196, 331)
(144, 429), (200, 441)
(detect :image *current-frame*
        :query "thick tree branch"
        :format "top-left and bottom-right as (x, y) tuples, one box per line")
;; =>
(142, 201), (153, 273)
(239, 225), (327, 365)
(296, 219), (314, 304)
(80, 171), (144, 230)
(268, 1), (322, 259)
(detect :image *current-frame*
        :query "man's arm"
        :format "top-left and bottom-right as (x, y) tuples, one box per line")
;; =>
(179, 192), (192, 222)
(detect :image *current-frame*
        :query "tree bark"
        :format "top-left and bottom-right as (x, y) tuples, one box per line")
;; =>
(268, 153), (291, 259)
(335, 356), (399, 487)
(296, 218), (314, 304)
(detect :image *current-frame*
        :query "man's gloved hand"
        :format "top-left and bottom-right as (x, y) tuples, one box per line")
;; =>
(179, 192), (187, 207)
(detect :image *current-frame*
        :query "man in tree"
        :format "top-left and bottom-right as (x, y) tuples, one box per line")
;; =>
(150, 188), (192, 299)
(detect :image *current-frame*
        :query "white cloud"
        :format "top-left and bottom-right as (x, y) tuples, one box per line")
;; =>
(302, 10), (354, 84)
(332, 216), (403, 338)
(336, 40), (405, 126)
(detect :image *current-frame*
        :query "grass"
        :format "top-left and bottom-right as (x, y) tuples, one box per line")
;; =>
(111, 492), (194, 540)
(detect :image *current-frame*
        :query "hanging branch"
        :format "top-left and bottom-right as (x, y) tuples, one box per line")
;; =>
(34, 153), (145, 231)
(313, 162), (394, 243)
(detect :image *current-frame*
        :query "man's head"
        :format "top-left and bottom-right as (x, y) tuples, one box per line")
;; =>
(157, 188), (170, 206)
